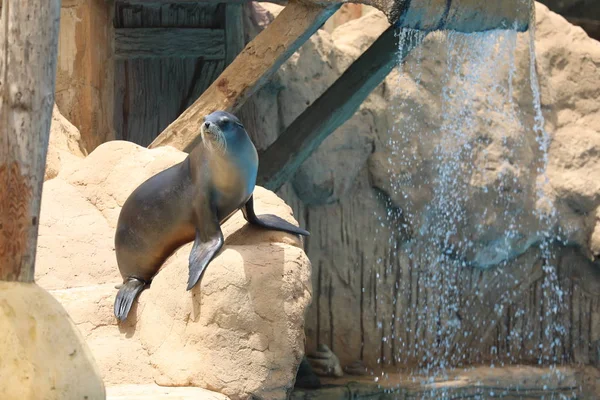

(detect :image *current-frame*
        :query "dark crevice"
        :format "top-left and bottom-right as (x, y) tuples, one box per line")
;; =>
(122, 62), (130, 142)
(437, 0), (453, 31)
(328, 274), (334, 351)
(391, 237), (401, 365)
(360, 251), (365, 361)
(317, 260), (323, 347)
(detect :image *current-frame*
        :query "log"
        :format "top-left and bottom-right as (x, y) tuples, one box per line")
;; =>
(148, 0), (341, 152)
(114, 28), (226, 60)
(256, 26), (424, 192)
(0, 0), (60, 282)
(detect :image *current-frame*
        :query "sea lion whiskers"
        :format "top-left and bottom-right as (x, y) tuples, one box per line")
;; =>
(201, 122), (227, 154)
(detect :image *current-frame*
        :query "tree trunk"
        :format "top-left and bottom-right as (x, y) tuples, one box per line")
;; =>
(0, 0), (61, 282)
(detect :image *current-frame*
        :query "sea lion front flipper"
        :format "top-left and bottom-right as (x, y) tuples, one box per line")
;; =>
(186, 227), (224, 291)
(187, 189), (225, 291)
(242, 195), (310, 237)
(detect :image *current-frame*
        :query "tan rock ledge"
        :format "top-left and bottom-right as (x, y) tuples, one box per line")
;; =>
(37, 140), (313, 400)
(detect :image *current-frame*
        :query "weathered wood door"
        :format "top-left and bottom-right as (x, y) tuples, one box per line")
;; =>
(113, 1), (243, 146)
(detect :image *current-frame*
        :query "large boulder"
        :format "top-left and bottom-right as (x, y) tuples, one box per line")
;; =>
(36, 140), (312, 400)
(0, 282), (105, 400)
(245, 2), (600, 368)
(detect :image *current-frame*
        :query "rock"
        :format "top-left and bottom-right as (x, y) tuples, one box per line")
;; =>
(343, 360), (369, 376)
(45, 145), (61, 181)
(591, 208), (600, 259)
(306, 344), (344, 378)
(36, 140), (312, 400)
(294, 358), (322, 389)
(330, 11), (389, 72)
(246, 2), (600, 368)
(0, 282), (105, 400)
(557, 247), (600, 297)
(44, 104), (87, 181)
(50, 103), (87, 157)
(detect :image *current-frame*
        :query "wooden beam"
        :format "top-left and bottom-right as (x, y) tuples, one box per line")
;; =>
(119, 0), (532, 33)
(0, 0), (61, 281)
(114, 28), (225, 60)
(148, 0), (341, 152)
(224, 4), (245, 65)
(256, 26), (424, 192)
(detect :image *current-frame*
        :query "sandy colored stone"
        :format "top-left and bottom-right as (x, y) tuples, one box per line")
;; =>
(244, 2), (600, 367)
(591, 208), (600, 259)
(45, 104), (87, 181)
(0, 282), (105, 400)
(37, 140), (312, 400)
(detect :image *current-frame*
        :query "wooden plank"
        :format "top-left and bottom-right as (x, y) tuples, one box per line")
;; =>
(113, 2), (227, 146)
(120, 0), (532, 33)
(224, 4), (245, 65)
(114, 28), (225, 59)
(148, 0), (341, 152)
(0, 0), (61, 281)
(256, 26), (423, 192)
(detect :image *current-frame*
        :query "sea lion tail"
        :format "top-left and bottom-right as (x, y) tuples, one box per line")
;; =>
(114, 278), (147, 322)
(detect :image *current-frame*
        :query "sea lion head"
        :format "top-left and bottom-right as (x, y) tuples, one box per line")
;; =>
(201, 111), (248, 154)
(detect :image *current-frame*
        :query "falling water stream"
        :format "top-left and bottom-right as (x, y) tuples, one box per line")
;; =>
(371, 3), (575, 397)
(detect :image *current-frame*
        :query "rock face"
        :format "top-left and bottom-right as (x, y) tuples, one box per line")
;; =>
(0, 282), (106, 400)
(45, 104), (87, 181)
(242, 3), (600, 368)
(36, 140), (312, 400)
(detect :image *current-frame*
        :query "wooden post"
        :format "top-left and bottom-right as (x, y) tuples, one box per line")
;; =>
(148, 0), (341, 152)
(256, 26), (424, 192)
(55, 0), (113, 152)
(0, 0), (61, 281)
(224, 3), (245, 65)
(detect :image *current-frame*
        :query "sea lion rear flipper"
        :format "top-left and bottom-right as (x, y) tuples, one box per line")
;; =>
(242, 195), (310, 237)
(114, 278), (147, 322)
(186, 228), (224, 291)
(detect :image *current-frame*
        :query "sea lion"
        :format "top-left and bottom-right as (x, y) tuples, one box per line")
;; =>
(113, 111), (309, 322)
